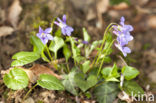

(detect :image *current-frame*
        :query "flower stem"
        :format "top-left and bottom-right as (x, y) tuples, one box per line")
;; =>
(23, 83), (38, 101)
(45, 45), (53, 61)
(97, 39), (115, 76)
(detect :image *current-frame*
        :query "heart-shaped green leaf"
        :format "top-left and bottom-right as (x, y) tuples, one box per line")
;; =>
(123, 81), (144, 97)
(82, 60), (90, 74)
(122, 66), (139, 80)
(94, 82), (120, 103)
(62, 70), (78, 95)
(74, 73), (97, 92)
(3, 68), (29, 90)
(30, 35), (45, 53)
(101, 63), (120, 82)
(37, 74), (64, 90)
(49, 36), (65, 57)
(63, 44), (71, 61)
(11, 52), (40, 66)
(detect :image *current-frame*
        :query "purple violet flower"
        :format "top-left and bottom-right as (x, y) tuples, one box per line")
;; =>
(36, 26), (53, 44)
(113, 16), (134, 57)
(82, 41), (89, 44)
(54, 15), (74, 36)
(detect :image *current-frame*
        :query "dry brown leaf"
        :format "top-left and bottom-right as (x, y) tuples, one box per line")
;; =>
(30, 64), (62, 80)
(112, 2), (129, 10)
(96, 0), (109, 14)
(0, 26), (14, 37)
(8, 0), (22, 28)
(147, 15), (156, 29)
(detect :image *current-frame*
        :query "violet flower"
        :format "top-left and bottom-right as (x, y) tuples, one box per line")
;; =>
(36, 26), (53, 44)
(113, 16), (133, 57)
(54, 15), (74, 36)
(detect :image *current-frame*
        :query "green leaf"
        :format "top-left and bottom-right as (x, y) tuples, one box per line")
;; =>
(83, 28), (90, 42)
(101, 63), (120, 82)
(62, 70), (78, 95)
(74, 73), (97, 92)
(37, 74), (64, 90)
(63, 44), (71, 61)
(122, 66), (139, 80)
(49, 36), (65, 57)
(82, 60), (90, 74)
(41, 51), (50, 62)
(30, 35), (45, 53)
(55, 28), (62, 37)
(123, 81), (144, 97)
(69, 37), (81, 62)
(94, 82), (120, 103)
(3, 68), (29, 90)
(110, 0), (130, 5)
(11, 52), (40, 66)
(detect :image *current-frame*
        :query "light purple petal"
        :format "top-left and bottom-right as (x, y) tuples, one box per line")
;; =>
(123, 47), (131, 53)
(62, 15), (66, 23)
(39, 26), (43, 33)
(57, 17), (62, 23)
(120, 16), (125, 26)
(61, 28), (66, 35)
(44, 27), (52, 33)
(124, 25), (133, 31)
(46, 34), (54, 40)
(36, 33), (42, 38)
(41, 38), (48, 44)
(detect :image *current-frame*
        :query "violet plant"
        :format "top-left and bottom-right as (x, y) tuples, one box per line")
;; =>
(3, 15), (144, 103)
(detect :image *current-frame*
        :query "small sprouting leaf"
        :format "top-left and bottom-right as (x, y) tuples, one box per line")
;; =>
(101, 63), (120, 82)
(55, 28), (62, 37)
(11, 52), (40, 66)
(94, 82), (120, 103)
(74, 73), (97, 92)
(3, 68), (29, 90)
(62, 70), (78, 95)
(83, 28), (90, 42)
(30, 35), (45, 53)
(49, 36), (65, 57)
(63, 44), (71, 61)
(82, 60), (90, 74)
(123, 81), (144, 97)
(122, 66), (139, 80)
(37, 74), (64, 90)
(110, 0), (130, 5)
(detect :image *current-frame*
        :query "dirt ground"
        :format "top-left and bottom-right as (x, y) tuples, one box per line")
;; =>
(0, 0), (156, 103)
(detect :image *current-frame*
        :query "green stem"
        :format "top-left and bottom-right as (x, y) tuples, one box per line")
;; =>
(94, 23), (116, 66)
(66, 60), (70, 73)
(23, 83), (38, 101)
(97, 39), (115, 76)
(45, 45), (53, 61)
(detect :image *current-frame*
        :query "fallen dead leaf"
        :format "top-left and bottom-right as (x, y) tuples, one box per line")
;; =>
(0, 26), (14, 37)
(8, 0), (22, 28)
(148, 71), (156, 83)
(111, 2), (129, 10)
(147, 15), (156, 29)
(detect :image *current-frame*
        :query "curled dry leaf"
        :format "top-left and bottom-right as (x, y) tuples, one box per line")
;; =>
(8, 0), (22, 28)
(1, 64), (62, 84)
(0, 26), (14, 37)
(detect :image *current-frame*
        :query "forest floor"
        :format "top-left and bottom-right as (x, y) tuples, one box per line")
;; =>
(0, 0), (156, 103)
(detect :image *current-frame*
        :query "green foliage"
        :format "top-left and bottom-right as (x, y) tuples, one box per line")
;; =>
(83, 28), (90, 42)
(110, 0), (130, 5)
(11, 51), (40, 66)
(3, 68), (29, 90)
(123, 81), (144, 96)
(74, 73), (97, 92)
(122, 66), (139, 80)
(37, 74), (64, 90)
(49, 36), (65, 58)
(101, 63), (120, 82)
(94, 82), (120, 103)
(62, 69), (78, 95)
(63, 44), (71, 61)
(81, 60), (90, 73)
